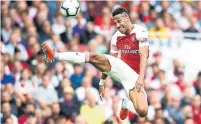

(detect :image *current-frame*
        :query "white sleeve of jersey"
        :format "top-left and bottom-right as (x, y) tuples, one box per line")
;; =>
(136, 25), (149, 48)
(110, 33), (118, 53)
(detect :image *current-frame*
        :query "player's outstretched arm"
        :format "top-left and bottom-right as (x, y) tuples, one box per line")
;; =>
(99, 73), (108, 101)
(136, 46), (149, 92)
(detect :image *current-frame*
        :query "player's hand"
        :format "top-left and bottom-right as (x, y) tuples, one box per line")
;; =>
(99, 85), (105, 101)
(135, 78), (144, 92)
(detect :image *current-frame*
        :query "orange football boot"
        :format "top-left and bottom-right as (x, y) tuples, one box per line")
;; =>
(120, 99), (128, 120)
(42, 42), (55, 63)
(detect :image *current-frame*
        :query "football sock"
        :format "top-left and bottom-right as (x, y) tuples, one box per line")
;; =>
(122, 99), (138, 115)
(54, 52), (89, 64)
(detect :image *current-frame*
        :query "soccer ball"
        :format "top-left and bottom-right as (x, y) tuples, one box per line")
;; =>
(60, 0), (80, 17)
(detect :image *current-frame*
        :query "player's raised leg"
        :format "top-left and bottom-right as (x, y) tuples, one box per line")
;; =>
(41, 42), (111, 72)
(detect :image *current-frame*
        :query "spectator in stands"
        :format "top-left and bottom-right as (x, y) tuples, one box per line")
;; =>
(51, 102), (61, 120)
(5, 31), (28, 61)
(34, 11), (48, 33)
(4, 116), (14, 124)
(153, 117), (165, 124)
(139, 1), (151, 24)
(55, 115), (69, 124)
(60, 86), (80, 121)
(1, 1), (9, 18)
(57, 78), (72, 99)
(31, 62), (47, 85)
(174, 71), (186, 92)
(80, 89), (106, 124)
(185, 17), (200, 39)
(191, 95), (201, 124)
(129, 10), (141, 25)
(26, 26), (38, 40)
(0, 60), (15, 86)
(44, 117), (55, 124)
(2, 17), (12, 42)
(34, 73), (58, 105)
(60, 19), (73, 44)
(15, 69), (36, 100)
(104, 77), (116, 97)
(75, 76), (100, 102)
(80, 21), (97, 44)
(1, 90), (18, 116)
(94, 15), (115, 42)
(74, 115), (88, 124)
(24, 112), (39, 124)
(169, 19), (183, 47)
(181, 86), (195, 107)
(166, 96), (183, 124)
(94, 6), (112, 26)
(195, 72), (201, 95)
(49, 34), (66, 52)
(73, 13), (86, 37)
(149, 18), (169, 40)
(70, 64), (84, 89)
(39, 20), (52, 42)
(0, 102), (18, 124)
(52, 12), (66, 35)
(12, 61), (23, 83)
(154, 107), (172, 124)
(182, 105), (193, 120)
(184, 118), (195, 124)
(18, 102), (35, 124)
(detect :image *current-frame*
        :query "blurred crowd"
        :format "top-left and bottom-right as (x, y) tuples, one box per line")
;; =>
(1, 1), (201, 124)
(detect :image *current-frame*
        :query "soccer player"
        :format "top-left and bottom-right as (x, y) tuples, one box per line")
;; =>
(42, 7), (149, 119)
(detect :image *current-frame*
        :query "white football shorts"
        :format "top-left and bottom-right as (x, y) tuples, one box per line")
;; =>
(103, 54), (146, 98)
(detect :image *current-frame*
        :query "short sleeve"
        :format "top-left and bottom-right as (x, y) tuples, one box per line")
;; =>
(110, 33), (118, 53)
(136, 26), (149, 48)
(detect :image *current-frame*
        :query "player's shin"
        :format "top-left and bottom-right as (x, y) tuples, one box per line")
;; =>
(55, 52), (89, 64)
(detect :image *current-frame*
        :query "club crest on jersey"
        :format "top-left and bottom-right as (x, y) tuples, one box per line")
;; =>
(131, 35), (136, 42)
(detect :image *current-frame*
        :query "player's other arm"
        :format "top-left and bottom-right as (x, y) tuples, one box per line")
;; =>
(136, 26), (149, 92)
(138, 46), (149, 81)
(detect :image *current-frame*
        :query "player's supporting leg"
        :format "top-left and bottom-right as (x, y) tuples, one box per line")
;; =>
(129, 88), (148, 117)
(42, 42), (111, 72)
(120, 89), (148, 119)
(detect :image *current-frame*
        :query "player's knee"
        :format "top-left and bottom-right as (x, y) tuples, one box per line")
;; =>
(137, 107), (148, 117)
(89, 53), (98, 62)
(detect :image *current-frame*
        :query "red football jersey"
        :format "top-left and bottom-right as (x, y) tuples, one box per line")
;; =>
(110, 24), (149, 74)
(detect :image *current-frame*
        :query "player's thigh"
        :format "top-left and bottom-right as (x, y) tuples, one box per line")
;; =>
(89, 53), (111, 72)
(103, 54), (139, 83)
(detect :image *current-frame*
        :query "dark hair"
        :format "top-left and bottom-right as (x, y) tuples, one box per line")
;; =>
(27, 112), (36, 117)
(112, 7), (128, 17)
(198, 71), (201, 77)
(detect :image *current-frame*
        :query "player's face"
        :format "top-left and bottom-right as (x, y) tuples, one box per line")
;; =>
(113, 14), (129, 34)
